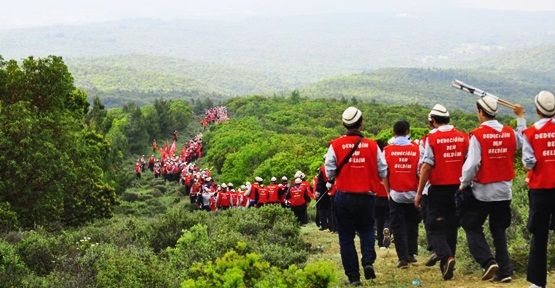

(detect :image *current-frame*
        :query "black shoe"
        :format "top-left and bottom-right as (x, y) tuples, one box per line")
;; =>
(441, 257), (456, 280)
(348, 277), (361, 286)
(481, 261), (499, 281)
(425, 253), (439, 267)
(382, 228), (391, 248)
(397, 260), (409, 269)
(408, 255), (418, 263)
(492, 275), (512, 283)
(363, 265), (376, 280)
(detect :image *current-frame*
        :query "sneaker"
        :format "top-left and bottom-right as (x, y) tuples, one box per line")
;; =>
(379, 246), (387, 251)
(425, 253), (439, 267)
(348, 277), (361, 286)
(397, 260), (409, 269)
(363, 265), (376, 280)
(441, 257), (456, 280)
(529, 284), (544, 288)
(383, 228), (391, 248)
(481, 261), (499, 281)
(408, 255), (418, 263)
(492, 275), (512, 283)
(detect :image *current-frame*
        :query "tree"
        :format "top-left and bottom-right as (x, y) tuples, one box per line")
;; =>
(289, 90), (301, 104)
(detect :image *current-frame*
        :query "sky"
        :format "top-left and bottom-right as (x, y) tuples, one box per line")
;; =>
(1, 0), (555, 29)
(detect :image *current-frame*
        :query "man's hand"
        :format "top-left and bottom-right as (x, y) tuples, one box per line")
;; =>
(414, 193), (422, 208)
(513, 104), (525, 118)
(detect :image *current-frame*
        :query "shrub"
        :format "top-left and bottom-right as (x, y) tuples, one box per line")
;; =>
(0, 240), (31, 287)
(0, 202), (19, 233)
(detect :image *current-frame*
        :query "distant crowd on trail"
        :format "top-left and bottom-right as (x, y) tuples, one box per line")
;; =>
(200, 106), (228, 128)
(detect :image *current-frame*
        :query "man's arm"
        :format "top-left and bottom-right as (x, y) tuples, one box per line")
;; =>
(324, 145), (337, 182)
(459, 136), (481, 189)
(522, 135), (537, 171)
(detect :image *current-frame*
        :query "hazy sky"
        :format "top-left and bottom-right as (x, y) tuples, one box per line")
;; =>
(1, 0), (555, 29)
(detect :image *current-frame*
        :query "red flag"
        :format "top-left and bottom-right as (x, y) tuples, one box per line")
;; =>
(170, 140), (177, 156)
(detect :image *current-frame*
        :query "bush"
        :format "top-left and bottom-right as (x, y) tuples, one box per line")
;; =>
(121, 192), (140, 202)
(181, 248), (336, 288)
(0, 240), (30, 287)
(0, 202), (19, 233)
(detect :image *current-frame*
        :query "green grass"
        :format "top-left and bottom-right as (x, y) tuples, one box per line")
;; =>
(301, 223), (555, 288)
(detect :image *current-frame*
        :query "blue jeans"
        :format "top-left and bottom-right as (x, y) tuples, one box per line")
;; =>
(334, 192), (376, 279)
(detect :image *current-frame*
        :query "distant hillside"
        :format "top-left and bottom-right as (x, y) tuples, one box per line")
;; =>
(301, 68), (555, 113)
(470, 45), (555, 77)
(67, 55), (292, 106)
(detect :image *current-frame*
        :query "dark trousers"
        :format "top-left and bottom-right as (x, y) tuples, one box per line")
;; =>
(390, 200), (420, 261)
(291, 205), (308, 225)
(460, 197), (512, 277)
(374, 196), (390, 247)
(426, 185), (459, 262)
(527, 189), (555, 287)
(334, 192), (376, 279)
(318, 207), (332, 229)
(421, 194), (434, 252)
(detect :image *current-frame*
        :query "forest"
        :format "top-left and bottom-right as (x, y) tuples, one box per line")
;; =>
(0, 55), (553, 287)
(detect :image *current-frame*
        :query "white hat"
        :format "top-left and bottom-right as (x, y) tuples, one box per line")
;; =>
(245, 181), (251, 186)
(255, 176), (263, 182)
(477, 96), (498, 116)
(221, 183), (227, 188)
(294, 171), (302, 178)
(240, 185), (246, 190)
(206, 177), (212, 181)
(535, 91), (555, 116)
(429, 104), (450, 118)
(227, 182), (233, 187)
(294, 178), (302, 184)
(300, 173), (306, 179)
(281, 176), (288, 181)
(270, 177), (277, 182)
(342, 106), (362, 125)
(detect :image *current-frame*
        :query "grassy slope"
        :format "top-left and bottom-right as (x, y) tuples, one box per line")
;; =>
(302, 223), (555, 287)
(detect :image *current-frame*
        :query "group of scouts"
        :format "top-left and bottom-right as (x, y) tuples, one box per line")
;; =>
(200, 106), (229, 128)
(324, 91), (555, 288)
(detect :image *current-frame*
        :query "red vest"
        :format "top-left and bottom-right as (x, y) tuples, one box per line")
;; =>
(266, 184), (280, 203)
(330, 135), (381, 193)
(258, 187), (268, 204)
(524, 120), (555, 189)
(472, 125), (516, 184)
(249, 183), (260, 200)
(230, 192), (239, 206)
(289, 185), (307, 207)
(428, 128), (469, 185)
(384, 143), (420, 192)
(301, 180), (314, 199)
(218, 191), (231, 207)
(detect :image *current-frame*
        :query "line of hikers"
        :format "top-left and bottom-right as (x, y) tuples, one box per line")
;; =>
(323, 91), (555, 288)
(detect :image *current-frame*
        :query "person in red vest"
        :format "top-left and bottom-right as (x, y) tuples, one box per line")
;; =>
(315, 165), (333, 231)
(324, 107), (387, 285)
(134, 161), (142, 179)
(287, 178), (311, 224)
(246, 177), (262, 207)
(299, 172), (315, 199)
(148, 155), (155, 172)
(415, 104), (469, 281)
(458, 96), (525, 282)
(217, 183), (231, 210)
(256, 184), (269, 207)
(190, 178), (202, 206)
(267, 177), (281, 204)
(278, 176), (289, 207)
(383, 120), (421, 269)
(522, 91), (555, 288)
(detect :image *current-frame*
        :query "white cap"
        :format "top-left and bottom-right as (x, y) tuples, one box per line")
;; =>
(294, 171), (302, 178)
(245, 181), (251, 186)
(294, 178), (302, 184)
(342, 106), (362, 125)
(240, 185), (246, 190)
(429, 104), (450, 118)
(271, 177), (277, 182)
(206, 177), (212, 181)
(255, 176), (263, 182)
(300, 172), (305, 179)
(221, 183), (227, 188)
(281, 176), (288, 181)
(535, 91), (555, 116)
(227, 183), (233, 187)
(477, 96), (498, 116)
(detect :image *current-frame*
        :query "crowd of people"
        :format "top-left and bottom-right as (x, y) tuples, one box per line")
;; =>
(322, 91), (555, 288)
(200, 106), (229, 128)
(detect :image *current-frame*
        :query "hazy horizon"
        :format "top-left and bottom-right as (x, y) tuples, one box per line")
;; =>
(2, 0), (555, 29)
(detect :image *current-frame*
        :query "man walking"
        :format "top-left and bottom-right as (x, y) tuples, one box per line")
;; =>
(325, 106), (387, 285)
(459, 96), (525, 282)
(415, 104), (469, 281)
